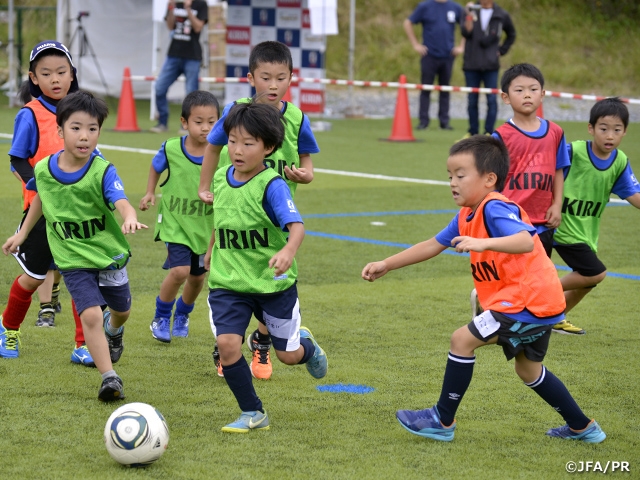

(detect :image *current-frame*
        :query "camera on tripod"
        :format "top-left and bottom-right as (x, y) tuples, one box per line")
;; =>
(77, 11), (90, 21)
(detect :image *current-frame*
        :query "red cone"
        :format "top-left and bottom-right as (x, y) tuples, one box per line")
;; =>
(386, 74), (416, 142)
(536, 104), (544, 119)
(114, 67), (140, 132)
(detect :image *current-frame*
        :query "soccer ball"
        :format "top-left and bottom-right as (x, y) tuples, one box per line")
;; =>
(104, 402), (169, 467)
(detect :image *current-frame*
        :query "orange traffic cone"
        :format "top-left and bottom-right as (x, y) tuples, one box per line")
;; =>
(114, 67), (140, 132)
(536, 104), (544, 119)
(282, 86), (292, 103)
(384, 75), (417, 142)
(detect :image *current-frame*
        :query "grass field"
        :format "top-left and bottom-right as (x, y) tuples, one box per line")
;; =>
(0, 100), (639, 479)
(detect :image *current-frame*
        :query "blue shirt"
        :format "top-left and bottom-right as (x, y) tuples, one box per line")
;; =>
(436, 198), (563, 325)
(151, 136), (203, 173)
(225, 166), (303, 231)
(27, 152), (127, 205)
(207, 101), (320, 155)
(408, 0), (463, 58)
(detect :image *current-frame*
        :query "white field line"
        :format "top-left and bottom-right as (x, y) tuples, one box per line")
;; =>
(0, 134), (628, 204)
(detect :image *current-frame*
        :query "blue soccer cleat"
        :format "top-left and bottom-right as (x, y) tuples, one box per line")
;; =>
(299, 327), (327, 379)
(0, 319), (21, 359)
(546, 420), (606, 443)
(221, 410), (270, 433)
(150, 317), (171, 343)
(172, 313), (189, 338)
(396, 406), (456, 442)
(71, 344), (96, 367)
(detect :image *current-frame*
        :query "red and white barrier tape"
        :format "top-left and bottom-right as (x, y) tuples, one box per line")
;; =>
(128, 75), (640, 105)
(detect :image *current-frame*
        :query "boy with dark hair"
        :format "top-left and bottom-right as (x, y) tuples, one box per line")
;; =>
(362, 136), (605, 444)
(3, 90), (147, 401)
(198, 40), (320, 380)
(208, 100), (327, 432)
(1, 40), (92, 364)
(553, 98), (640, 319)
(140, 90), (220, 342)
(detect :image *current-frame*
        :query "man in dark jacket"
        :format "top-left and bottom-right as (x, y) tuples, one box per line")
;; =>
(460, 1), (516, 136)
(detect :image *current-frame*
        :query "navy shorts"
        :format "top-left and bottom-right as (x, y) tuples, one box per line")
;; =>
(468, 310), (552, 362)
(162, 242), (206, 276)
(554, 242), (606, 277)
(61, 267), (131, 315)
(12, 213), (52, 279)
(208, 283), (302, 352)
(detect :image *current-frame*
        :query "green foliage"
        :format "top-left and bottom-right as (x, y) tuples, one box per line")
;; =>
(0, 103), (639, 478)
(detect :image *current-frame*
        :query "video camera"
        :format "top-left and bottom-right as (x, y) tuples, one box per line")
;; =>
(77, 11), (90, 21)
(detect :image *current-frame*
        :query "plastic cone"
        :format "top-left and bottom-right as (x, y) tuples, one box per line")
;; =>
(385, 75), (416, 142)
(114, 67), (140, 132)
(536, 104), (544, 119)
(282, 87), (292, 103)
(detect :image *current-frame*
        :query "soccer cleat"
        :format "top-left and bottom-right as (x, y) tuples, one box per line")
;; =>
(150, 317), (171, 343)
(171, 313), (189, 338)
(469, 288), (483, 320)
(51, 284), (62, 313)
(396, 406), (456, 442)
(103, 310), (124, 363)
(70, 344), (96, 367)
(299, 327), (327, 379)
(221, 410), (270, 433)
(212, 344), (223, 377)
(546, 419), (606, 443)
(98, 375), (125, 402)
(552, 320), (586, 335)
(35, 306), (56, 327)
(0, 320), (21, 359)
(250, 343), (273, 380)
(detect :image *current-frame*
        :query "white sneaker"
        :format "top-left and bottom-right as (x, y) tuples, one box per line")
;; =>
(149, 124), (168, 133)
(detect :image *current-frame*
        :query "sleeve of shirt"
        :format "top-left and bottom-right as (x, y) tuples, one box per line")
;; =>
(484, 201), (536, 238)
(555, 134), (571, 170)
(435, 213), (461, 247)
(197, 0), (208, 22)
(25, 177), (37, 192)
(264, 178), (303, 231)
(151, 142), (169, 173)
(207, 102), (232, 146)
(407, 4), (422, 24)
(103, 165), (128, 205)
(298, 115), (320, 154)
(612, 161), (640, 199)
(8, 108), (38, 159)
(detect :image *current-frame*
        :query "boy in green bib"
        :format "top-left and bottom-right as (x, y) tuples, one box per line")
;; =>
(140, 90), (219, 343)
(553, 98), (640, 322)
(207, 100), (327, 433)
(3, 91), (147, 401)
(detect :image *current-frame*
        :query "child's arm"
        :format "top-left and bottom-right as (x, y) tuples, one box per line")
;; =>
(204, 228), (216, 272)
(451, 230), (534, 255)
(626, 192), (640, 209)
(139, 165), (162, 211)
(362, 237), (448, 282)
(114, 199), (148, 234)
(545, 168), (564, 228)
(283, 154), (314, 184)
(198, 143), (222, 204)
(2, 194), (43, 255)
(269, 222), (304, 276)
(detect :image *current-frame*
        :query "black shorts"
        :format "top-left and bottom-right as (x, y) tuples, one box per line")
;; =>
(536, 229), (554, 258)
(468, 310), (552, 362)
(162, 242), (207, 276)
(554, 243), (606, 277)
(12, 213), (53, 280)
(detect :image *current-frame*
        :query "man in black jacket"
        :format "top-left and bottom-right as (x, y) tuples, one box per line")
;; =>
(460, 1), (516, 136)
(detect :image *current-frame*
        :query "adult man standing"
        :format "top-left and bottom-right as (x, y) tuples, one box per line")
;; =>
(151, 0), (208, 133)
(404, 0), (464, 131)
(460, 0), (516, 137)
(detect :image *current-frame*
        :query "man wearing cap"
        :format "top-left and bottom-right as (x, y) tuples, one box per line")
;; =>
(1, 40), (92, 366)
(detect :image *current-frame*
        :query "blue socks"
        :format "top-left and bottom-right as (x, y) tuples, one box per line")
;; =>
(175, 296), (194, 317)
(155, 297), (175, 319)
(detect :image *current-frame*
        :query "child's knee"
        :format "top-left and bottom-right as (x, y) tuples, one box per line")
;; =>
(274, 349), (299, 365)
(168, 266), (190, 284)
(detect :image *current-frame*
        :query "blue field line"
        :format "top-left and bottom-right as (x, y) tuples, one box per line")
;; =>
(303, 209), (458, 219)
(305, 230), (640, 281)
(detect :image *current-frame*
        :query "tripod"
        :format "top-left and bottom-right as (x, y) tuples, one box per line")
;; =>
(68, 12), (110, 97)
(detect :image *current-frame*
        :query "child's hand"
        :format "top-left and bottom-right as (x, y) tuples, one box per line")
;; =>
(2, 233), (25, 256)
(198, 189), (214, 205)
(361, 261), (389, 282)
(139, 193), (156, 211)
(545, 204), (562, 229)
(269, 248), (295, 276)
(451, 236), (486, 253)
(284, 165), (313, 184)
(121, 218), (148, 234)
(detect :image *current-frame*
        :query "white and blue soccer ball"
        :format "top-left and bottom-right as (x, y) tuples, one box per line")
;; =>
(104, 402), (169, 467)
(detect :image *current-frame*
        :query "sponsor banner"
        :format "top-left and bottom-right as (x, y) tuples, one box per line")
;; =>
(276, 8), (302, 28)
(301, 29), (325, 50)
(277, 28), (301, 48)
(302, 8), (311, 29)
(252, 0), (277, 6)
(250, 26), (277, 44)
(301, 49), (324, 69)
(227, 0), (251, 5)
(226, 44), (251, 65)
(299, 89), (324, 113)
(224, 83), (252, 106)
(226, 26), (251, 45)
(299, 67), (324, 89)
(252, 7), (276, 27)
(278, 0), (302, 7)
(226, 64), (250, 79)
(226, 6), (252, 27)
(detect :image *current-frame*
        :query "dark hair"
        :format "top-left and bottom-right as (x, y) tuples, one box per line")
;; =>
(500, 63), (545, 93)
(29, 49), (72, 74)
(589, 97), (629, 129)
(249, 41), (293, 74)
(18, 80), (32, 105)
(181, 90), (220, 120)
(449, 135), (510, 191)
(56, 90), (109, 128)
(223, 99), (285, 152)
